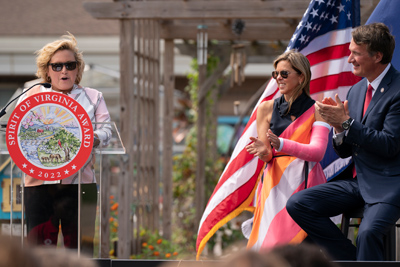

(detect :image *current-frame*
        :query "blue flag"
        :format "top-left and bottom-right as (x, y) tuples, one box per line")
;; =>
(366, 0), (400, 70)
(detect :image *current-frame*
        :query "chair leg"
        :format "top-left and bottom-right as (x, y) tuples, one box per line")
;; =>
(340, 208), (398, 260)
(384, 226), (396, 261)
(341, 215), (350, 238)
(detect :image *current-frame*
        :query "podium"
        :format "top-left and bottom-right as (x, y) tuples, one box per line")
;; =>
(0, 121), (125, 258)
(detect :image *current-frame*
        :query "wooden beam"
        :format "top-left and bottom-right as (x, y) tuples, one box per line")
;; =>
(83, 1), (309, 20)
(160, 23), (297, 41)
(175, 42), (286, 64)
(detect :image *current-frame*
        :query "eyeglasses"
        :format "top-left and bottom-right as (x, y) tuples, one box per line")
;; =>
(48, 61), (77, 72)
(272, 70), (292, 79)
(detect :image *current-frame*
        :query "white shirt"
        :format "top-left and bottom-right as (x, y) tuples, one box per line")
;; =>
(333, 63), (391, 145)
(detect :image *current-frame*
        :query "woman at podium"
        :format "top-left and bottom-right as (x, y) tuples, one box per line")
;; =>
(17, 32), (112, 256)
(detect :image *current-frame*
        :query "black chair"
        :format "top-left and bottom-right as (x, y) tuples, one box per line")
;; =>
(340, 207), (397, 261)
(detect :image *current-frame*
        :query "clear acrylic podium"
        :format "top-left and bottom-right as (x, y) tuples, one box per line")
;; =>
(0, 121), (125, 258)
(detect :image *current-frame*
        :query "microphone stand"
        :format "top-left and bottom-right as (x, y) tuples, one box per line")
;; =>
(0, 82), (51, 119)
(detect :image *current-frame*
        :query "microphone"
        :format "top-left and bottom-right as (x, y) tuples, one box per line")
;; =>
(0, 82), (51, 119)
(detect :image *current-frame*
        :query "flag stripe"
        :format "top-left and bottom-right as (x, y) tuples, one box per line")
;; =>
(307, 43), (351, 65)
(300, 28), (353, 57)
(311, 57), (352, 79)
(198, 158), (261, 231)
(196, 168), (263, 260)
(201, 169), (260, 230)
(212, 149), (257, 196)
(310, 72), (361, 94)
(251, 82), (279, 117)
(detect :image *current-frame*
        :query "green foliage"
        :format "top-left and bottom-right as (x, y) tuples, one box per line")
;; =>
(109, 196), (119, 241)
(172, 128), (199, 254)
(18, 130), (42, 140)
(171, 54), (228, 256)
(185, 56), (222, 122)
(105, 197), (181, 260)
(133, 229), (182, 259)
(42, 128), (80, 162)
(46, 129), (80, 155)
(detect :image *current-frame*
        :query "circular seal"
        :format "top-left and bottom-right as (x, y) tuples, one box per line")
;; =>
(6, 92), (93, 181)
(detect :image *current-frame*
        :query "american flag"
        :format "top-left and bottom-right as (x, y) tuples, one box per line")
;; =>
(196, 0), (361, 258)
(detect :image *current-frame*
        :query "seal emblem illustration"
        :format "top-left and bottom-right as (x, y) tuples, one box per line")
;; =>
(6, 92), (93, 181)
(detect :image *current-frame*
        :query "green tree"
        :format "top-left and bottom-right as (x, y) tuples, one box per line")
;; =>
(45, 129), (80, 162)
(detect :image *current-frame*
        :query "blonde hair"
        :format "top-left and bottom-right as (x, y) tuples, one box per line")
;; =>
(273, 50), (311, 112)
(35, 32), (85, 84)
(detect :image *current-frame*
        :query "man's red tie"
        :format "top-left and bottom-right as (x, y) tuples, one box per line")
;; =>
(353, 85), (374, 178)
(363, 84), (373, 116)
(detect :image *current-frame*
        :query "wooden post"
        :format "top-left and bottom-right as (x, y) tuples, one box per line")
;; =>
(162, 39), (174, 240)
(209, 85), (218, 164)
(151, 19), (161, 235)
(100, 155), (110, 258)
(196, 63), (206, 229)
(137, 19), (145, 241)
(195, 25), (208, 229)
(118, 19), (135, 258)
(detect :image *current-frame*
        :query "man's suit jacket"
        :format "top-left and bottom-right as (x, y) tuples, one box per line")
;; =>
(334, 65), (400, 206)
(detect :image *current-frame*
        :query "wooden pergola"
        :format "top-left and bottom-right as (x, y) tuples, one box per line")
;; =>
(83, 0), (378, 258)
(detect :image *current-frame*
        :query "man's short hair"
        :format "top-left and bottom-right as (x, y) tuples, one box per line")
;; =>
(352, 22), (395, 64)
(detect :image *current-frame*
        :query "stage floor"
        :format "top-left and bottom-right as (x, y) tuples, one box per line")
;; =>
(94, 259), (400, 267)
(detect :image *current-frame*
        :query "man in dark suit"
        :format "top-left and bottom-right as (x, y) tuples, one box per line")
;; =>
(286, 22), (400, 261)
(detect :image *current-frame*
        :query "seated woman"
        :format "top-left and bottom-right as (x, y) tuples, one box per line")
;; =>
(245, 50), (330, 251)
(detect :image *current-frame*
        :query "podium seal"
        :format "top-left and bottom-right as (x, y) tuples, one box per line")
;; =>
(6, 92), (93, 181)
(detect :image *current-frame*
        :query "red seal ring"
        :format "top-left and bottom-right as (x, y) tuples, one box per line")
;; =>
(6, 92), (93, 181)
